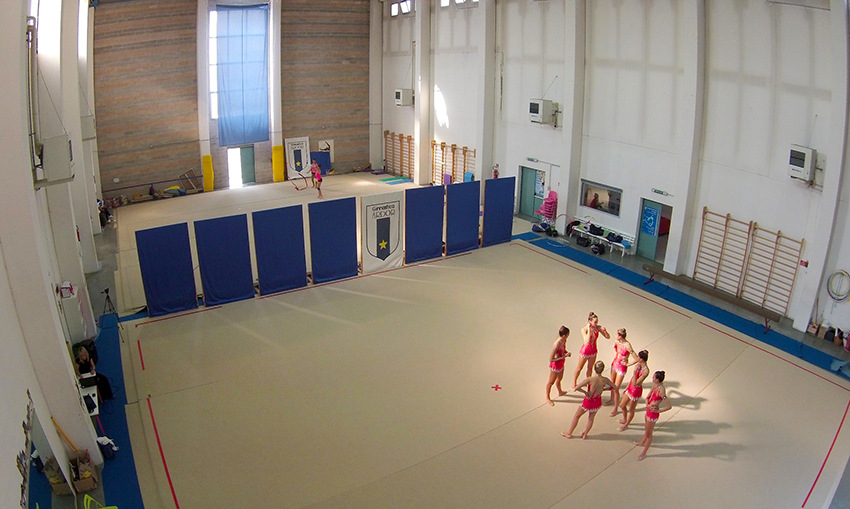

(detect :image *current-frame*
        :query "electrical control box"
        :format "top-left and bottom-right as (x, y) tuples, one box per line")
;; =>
(789, 144), (815, 182)
(36, 134), (75, 187)
(529, 99), (554, 124)
(395, 88), (414, 106)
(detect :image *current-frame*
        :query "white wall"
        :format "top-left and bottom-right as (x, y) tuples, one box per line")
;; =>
(382, 0), (850, 332)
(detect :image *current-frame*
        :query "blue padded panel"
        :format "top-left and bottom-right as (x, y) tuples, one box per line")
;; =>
(310, 151), (331, 175)
(308, 197), (358, 283)
(252, 205), (308, 295)
(194, 214), (255, 306)
(482, 177), (516, 247)
(135, 223), (197, 317)
(446, 181), (481, 255)
(405, 185), (445, 263)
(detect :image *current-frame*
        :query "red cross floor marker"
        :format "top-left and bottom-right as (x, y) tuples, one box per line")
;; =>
(491, 385), (501, 391)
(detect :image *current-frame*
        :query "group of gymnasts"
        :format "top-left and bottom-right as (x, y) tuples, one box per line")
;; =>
(545, 312), (672, 460)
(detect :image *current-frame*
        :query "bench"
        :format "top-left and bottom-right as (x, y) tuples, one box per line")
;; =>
(642, 263), (782, 333)
(571, 219), (635, 257)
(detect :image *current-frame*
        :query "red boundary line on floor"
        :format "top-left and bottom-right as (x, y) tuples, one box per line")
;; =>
(147, 398), (180, 509)
(512, 242), (588, 274)
(698, 321), (850, 507)
(137, 340), (145, 370)
(258, 251), (473, 299)
(134, 306), (221, 327)
(619, 286), (691, 318)
(803, 398), (850, 507)
(700, 322), (849, 392)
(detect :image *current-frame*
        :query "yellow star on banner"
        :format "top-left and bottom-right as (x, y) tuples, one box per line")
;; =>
(380, 240), (388, 250)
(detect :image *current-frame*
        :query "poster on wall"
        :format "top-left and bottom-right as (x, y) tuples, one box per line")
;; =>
(642, 205), (659, 236)
(284, 137), (310, 179)
(361, 192), (404, 274)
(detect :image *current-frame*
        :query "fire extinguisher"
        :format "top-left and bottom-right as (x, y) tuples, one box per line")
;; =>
(493, 164), (499, 179)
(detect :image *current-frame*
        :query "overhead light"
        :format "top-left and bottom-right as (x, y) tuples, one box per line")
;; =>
(399, 0), (411, 14)
(391, 3), (399, 16)
(455, 0), (466, 4)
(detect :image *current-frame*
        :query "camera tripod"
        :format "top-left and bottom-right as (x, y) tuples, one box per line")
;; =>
(102, 288), (117, 316)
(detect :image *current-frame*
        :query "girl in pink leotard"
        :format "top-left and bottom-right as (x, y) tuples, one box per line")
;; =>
(607, 328), (636, 415)
(545, 326), (572, 406)
(561, 361), (616, 440)
(572, 312), (610, 389)
(635, 370), (671, 460)
(618, 350), (649, 431)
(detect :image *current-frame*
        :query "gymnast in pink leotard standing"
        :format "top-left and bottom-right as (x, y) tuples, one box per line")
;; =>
(635, 370), (671, 460)
(618, 350), (649, 431)
(561, 361), (616, 440)
(572, 312), (610, 389)
(545, 326), (572, 406)
(607, 328), (636, 415)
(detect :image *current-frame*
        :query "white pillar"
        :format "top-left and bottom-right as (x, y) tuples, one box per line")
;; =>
(790, 0), (850, 332)
(0, 0), (102, 465)
(560, 1), (587, 231)
(664, 0), (706, 276)
(413, 0), (431, 185)
(369, 0), (384, 170)
(474, 0), (496, 182)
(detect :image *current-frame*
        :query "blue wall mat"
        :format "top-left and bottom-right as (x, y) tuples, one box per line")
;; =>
(405, 185), (445, 263)
(482, 177), (516, 247)
(136, 223), (197, 317)
(310, 151), (331, 175)
(252, 206), (308, 294)
(446, 181), (481, 255)
(194, 214), (255, 306)
(309, 197), (358, 283)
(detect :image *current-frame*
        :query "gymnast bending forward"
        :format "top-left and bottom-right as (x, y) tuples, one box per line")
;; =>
(562, 361), (615, 440)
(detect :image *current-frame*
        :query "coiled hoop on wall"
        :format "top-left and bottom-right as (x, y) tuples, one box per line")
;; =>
(827, 270), (850, 301)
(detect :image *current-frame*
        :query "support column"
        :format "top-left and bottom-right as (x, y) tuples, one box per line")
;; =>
(791, 0), (850, 331)
(665, 0), (706, 276)
(474, 0), (496, 182)
(561, 1), (586, 231)
(369, 0), (384, 170)
(413, 0), (432, 185)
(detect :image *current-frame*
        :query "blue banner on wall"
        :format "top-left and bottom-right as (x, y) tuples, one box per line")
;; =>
(135, 223), (197, 317)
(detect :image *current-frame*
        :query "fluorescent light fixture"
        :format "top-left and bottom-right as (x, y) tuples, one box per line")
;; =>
(399, 1), (411, 14)
(441, 0), (450, 6)
(391, 3), (399, 16)
(455, 0), (466, 4)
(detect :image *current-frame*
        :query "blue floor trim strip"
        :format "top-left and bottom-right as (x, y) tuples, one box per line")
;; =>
(525, 236), (849, 380)
(386, 178), (413, 185)
(96, 314), (145, 509)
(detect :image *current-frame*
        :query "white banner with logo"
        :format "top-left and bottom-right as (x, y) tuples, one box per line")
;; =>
(361, 191), (404, 274)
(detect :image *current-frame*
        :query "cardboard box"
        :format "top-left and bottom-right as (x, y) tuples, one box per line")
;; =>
(817, 325), (828, 339)
(49, 481), (73, 495)
(70, 451), (97, 493)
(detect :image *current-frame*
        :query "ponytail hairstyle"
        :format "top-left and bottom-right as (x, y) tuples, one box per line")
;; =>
(617, 328), (627, 339)
(594, 360), (605, 374)
(588, 312), (598, 322)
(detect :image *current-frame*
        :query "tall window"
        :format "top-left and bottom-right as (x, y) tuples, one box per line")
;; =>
(210, 4), (269, 147)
